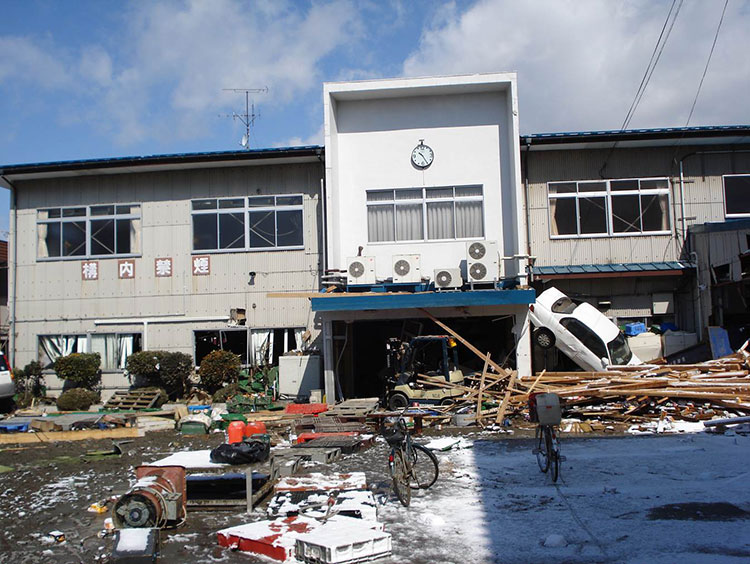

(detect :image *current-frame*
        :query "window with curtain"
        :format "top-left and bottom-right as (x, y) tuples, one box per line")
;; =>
(548, 178), (670, 237)
(366, 185), (484, 243)
(192, 195), (304, 252)
(37, 205), (141, 259)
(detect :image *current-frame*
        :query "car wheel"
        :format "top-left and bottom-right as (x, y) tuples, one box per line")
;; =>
(388, 392), (409, 411)
(534, 327), (556, 349)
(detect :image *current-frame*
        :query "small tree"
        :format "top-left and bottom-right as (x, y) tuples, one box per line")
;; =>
(199, 350), (241, 393)
(126, 350), (194, 399)
(13, 361), (46, 407)
(54, 353), (101, 390)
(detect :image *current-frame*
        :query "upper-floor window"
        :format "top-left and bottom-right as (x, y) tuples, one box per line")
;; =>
(192, 195), (304, 252)
(548, 178), (670, 238)
(37, 204), (141, 260)
(724, 175), (750, 217)
(366, 185), (484, 243)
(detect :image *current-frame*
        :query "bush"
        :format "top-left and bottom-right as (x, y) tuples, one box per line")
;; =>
(212, 382), (241, 403)
(199, 350), (241, 393)
(56, 388), (100, 411)
(54, 353), (101, 389)
(126, 351), (194, 399)
(13, 361), (46, 408)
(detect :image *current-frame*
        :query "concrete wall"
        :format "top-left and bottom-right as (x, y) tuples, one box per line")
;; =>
(325, 73), (525, 282)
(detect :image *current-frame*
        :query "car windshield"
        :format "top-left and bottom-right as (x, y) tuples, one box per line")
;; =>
(551, 297), (577, 314)
(607, 333), (633, 365)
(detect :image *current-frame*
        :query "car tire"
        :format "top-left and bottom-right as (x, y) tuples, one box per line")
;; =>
(534, 327), (556, 350)
(388, 392), (409, 411)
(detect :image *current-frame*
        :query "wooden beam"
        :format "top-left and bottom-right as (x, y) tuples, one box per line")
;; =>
(476, 353), (491, 423)
(0, 426), (143, 445)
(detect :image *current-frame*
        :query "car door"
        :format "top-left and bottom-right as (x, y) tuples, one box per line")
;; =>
(559, 318), (609, 371)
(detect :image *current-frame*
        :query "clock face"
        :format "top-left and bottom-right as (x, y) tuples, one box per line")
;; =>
(411, 143), (434, 169)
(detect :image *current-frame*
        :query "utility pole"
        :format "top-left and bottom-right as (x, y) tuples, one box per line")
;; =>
(221, 87), (268, 148)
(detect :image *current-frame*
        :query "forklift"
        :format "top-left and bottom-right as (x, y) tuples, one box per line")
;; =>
(382, 335), (465, 410)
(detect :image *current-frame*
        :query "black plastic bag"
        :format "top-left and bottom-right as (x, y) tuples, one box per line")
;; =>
(210, 440), (270, 464)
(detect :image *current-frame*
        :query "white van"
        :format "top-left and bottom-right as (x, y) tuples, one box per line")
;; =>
(529, 287), (642, 372)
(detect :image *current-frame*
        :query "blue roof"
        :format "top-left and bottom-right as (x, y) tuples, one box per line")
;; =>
(311, 289), (535, 312)
(526, 125), (750, 141)
(533, 261), (693, 277)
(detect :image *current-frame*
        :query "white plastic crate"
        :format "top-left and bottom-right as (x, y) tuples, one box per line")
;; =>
(535, 393), (562, 426)
(294, 519), (391, 564)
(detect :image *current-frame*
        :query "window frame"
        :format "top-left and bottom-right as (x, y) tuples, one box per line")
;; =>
(365, 185), (485, 244)
(37, 204), (142, 261)
(37, 332), (142, 371)
(723, 174), (750, 218)
(191, 194), (305, 253)
(547, 177), (672, 239)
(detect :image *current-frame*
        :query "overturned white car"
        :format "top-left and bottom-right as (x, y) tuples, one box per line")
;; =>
(529, 287), (642, 372)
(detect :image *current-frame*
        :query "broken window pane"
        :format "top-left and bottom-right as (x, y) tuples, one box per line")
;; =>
(219, 212), (245, 249)
(249, 210), (276, 248)
(193, 214), (217, 250)
(62, 221), (86, 256)
(90, 218), (115, 255)
(611, 179), (638, 191)
(612, 195), (641, 232)
(548, 182), (576, 195)
(551, 198), (577, 235)
(578, 181), (606, 193)
(641, 193), (669, 232)
(42, 223), (62, 257)
(579, 197), (607, 234)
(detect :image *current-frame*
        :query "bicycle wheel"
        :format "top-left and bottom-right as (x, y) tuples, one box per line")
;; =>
(389, 448), (411, 507)
(550, 429), (560, 483)
(535, 426), (549, 473)
(409, 444), (439, 489)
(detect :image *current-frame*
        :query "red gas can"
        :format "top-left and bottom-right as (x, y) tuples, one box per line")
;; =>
(227, 421), (245, 444)
(244, 421), (267, 437)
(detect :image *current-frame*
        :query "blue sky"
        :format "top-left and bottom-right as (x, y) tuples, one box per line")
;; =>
(2, 0), (749, 236)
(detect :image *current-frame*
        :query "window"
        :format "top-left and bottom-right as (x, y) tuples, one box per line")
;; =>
(366, 185), (484, 243)
(191, 195), (304, 251)
(194, 327), (305, 367)
(724, 175), (750, 217)
(38, 333), (141, 370)
(559, 318), (608, 359)
(548, 178), (670, 237)
(37, 205), (141, 259)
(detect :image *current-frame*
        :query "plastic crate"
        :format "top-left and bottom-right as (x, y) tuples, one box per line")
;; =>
(295, 521), (391, 564)
(285, 403), (329, 415)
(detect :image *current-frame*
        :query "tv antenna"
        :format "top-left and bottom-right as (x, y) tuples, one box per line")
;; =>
(221, 87), (268, 148)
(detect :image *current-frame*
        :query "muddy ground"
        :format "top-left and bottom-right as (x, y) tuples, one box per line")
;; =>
(1, 428), (749, 564)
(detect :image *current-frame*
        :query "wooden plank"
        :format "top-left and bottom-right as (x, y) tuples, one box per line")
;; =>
(0, 426), (143, 445)
(476, 353), (491, 423)
(419, 309), (512, 380)
(495, 372), (519, 424)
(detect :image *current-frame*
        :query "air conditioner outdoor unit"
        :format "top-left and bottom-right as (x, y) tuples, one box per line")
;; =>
(392, 254), (421, 283)
(433, 268), (463, 289)
(346, 256), (376, 285)
(466, 240), (499, 283)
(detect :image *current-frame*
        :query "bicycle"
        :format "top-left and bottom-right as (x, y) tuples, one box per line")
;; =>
(530, 392), (564, 483)
(381, 411), (439, 507)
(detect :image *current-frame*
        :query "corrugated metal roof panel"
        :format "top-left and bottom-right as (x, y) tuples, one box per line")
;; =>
(533, 261), (693, 276)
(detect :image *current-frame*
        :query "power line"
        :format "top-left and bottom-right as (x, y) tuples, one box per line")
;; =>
(685, 0), (729, 127)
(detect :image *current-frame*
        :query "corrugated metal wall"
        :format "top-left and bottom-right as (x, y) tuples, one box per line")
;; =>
(12, 162), (323, 366)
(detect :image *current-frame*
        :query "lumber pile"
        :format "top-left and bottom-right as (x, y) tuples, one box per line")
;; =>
(424, 353), (750, 429)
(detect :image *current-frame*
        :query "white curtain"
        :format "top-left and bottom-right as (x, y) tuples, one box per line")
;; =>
(91, 334), (119, 370)
(40, 335), (78, 367)
(395, 204), (423, 241)
(367, 205), (394, 242)
(130, 216), (142, 253)
(294, 328), (305, 351)
(427, 201), (454, 239)
(455, 201), (483, 238)
(251, 329), (274, 366)
(37, 223), (50, 258)
(118, 335), (134, 369)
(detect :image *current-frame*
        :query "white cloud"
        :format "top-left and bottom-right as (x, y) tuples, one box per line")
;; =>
(402, 0), (750, 134)
(0, 36), (71, 89)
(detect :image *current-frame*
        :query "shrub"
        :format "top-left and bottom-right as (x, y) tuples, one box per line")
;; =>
(212, 382), (241, 403)
(56, 388), (100, 411)
(126, 351), (194, 399)
(199, 350), (241, 393)
(54, 353), (101, 389)
(13, 361), (46, 408)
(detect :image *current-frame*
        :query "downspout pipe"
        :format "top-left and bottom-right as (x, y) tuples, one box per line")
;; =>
(522, 139), (534, 285)
(1, 175), (18, 367)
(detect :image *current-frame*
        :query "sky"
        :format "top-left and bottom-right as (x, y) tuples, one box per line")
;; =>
(1, 0), (749, 236)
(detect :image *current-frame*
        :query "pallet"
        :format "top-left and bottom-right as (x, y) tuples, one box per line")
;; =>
(295, 436), (371, 454)
(271, 447), (342, 466)
(104, 389), (161, 411)
(318, 398), (379, 420)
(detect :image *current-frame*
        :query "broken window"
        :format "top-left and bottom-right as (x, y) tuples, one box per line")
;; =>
(37, 205), (141, 259)
(548, 178), (670, 238)
(194, 327), (303, 367)
(38, 333), (141, 370)
(724, 175), (750, 217)
(366, 185), (484, 243)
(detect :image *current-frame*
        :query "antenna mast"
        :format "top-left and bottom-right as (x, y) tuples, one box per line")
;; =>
(221, 87), (269, 148)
